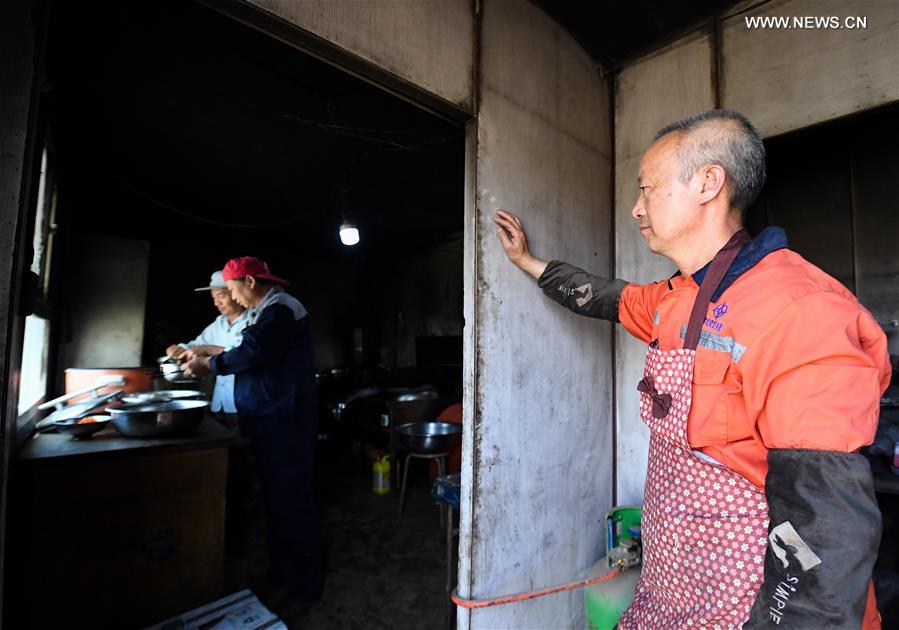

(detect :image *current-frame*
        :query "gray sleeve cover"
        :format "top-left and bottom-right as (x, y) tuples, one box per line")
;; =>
(536, 260), (627, 322)
(744, 448), (881, 628)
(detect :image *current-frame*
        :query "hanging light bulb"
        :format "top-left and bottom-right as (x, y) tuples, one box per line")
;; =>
(339, 221), (360, 246)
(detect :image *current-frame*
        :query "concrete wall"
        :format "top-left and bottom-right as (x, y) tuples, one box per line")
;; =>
(457, 1), (613, 627)
(613, 0), (899, 503)
(61, 236), (149, 368)
(243, 0), (475, 113)
(721, 0), (899, 138)
(393, 239), (463, 367)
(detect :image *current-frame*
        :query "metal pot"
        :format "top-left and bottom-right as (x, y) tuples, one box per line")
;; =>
(394, 388), (438, 402)
(107, 399), (209, 438)
(395, 421), (462, 455)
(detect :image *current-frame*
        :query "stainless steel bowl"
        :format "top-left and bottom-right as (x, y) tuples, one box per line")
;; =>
(107, 399), (208, 438)
(121, 390), (206, 404)
(158, 362), (200, 383)
(395, 421), (462, 455)
(160, 362), (182, 376)
(53, 415), (112, 439)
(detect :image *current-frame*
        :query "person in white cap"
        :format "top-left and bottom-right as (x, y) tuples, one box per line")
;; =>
(169, 271), (259, 556)
(165, 270), (249, 423)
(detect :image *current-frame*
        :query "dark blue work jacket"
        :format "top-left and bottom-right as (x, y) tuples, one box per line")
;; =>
(210, 288), (316, 426)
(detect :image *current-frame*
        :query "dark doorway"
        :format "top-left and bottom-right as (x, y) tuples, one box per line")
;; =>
(747, 105), (899, 626)
(7, 1), (465, 627)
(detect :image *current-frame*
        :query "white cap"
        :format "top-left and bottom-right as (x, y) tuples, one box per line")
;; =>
(194, 270), (227, 291)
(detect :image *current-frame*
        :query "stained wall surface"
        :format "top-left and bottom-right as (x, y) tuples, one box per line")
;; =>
(457, 0), (614, 627)
(722, 0), (899, 138)
(244, 0), (475, 113)
(61, 236), (150, 368)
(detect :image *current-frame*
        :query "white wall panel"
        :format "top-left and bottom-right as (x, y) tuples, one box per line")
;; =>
(458, 0), (613, 627)
(722, 0), (899, 137)
(246, 0), (474, 112)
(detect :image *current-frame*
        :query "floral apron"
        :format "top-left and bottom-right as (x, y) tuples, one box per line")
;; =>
(619, 231), (769, 629)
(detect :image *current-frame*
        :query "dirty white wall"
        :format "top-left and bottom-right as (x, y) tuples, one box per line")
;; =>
(457, 0), (613, 628)
(61, 236), (149, 368)
(614, 0), (899, 503)
(721, 0), (899, 138)
(613, 34), (715, 505)
(242, 0), (475, 113)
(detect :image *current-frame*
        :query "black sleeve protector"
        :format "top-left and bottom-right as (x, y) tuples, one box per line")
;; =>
(536, 260), (627, 322)
(744, 448), (881, 628)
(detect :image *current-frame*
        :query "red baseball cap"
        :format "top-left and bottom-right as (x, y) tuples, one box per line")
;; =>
(222, 256), (290, 286)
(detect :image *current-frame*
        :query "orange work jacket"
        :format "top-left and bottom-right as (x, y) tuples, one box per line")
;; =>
(618, 247), (891, 629)
(619, 247), (891, 487)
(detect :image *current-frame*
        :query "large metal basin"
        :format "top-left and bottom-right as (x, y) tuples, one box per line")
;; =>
(107, 399), (208, 438)
(395, 421), (462, 455)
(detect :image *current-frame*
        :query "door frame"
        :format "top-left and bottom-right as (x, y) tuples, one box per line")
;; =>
(0, 0), (53, 622)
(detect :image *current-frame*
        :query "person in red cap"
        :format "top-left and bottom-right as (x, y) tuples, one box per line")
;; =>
(182, 256), (320, 606)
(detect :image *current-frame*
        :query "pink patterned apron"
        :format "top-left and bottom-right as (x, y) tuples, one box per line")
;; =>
(619, 231), (769, 629)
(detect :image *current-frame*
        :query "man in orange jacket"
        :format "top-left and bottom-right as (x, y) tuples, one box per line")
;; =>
(496, 109), (891, 628)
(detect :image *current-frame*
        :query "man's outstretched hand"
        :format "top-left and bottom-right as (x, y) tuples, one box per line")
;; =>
(494, 209), (548, 279)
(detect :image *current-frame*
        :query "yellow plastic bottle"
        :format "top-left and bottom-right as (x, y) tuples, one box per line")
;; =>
(373, 455), (391, 495)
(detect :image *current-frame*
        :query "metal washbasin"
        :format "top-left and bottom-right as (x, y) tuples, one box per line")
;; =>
(107, 399), (208, 438)
(395, 421), (462, 455)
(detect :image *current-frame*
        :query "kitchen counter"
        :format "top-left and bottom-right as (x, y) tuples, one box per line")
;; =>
(9, 416), (240, 629)
(17, 415), (240, 464)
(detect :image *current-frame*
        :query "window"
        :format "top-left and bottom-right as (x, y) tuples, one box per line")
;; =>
(17, 315), (50, 415)
(16, 148), (56, 422)
(31, 148), (56, 297)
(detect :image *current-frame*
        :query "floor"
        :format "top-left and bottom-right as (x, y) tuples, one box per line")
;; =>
(224, 442), (455, 629)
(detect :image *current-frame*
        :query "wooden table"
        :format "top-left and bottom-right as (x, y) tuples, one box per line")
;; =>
(9, 418), (239, 629)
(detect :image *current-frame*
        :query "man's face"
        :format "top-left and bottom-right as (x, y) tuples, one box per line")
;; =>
(226, 278), (254, 309)
(211, 287), (241, 316)
(631, 135), (701, 256)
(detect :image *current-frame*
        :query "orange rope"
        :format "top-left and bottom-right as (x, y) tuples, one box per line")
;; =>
(451, 569), (623, 609)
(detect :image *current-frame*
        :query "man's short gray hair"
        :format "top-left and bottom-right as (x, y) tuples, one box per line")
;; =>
(655, 109), (766, 213)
